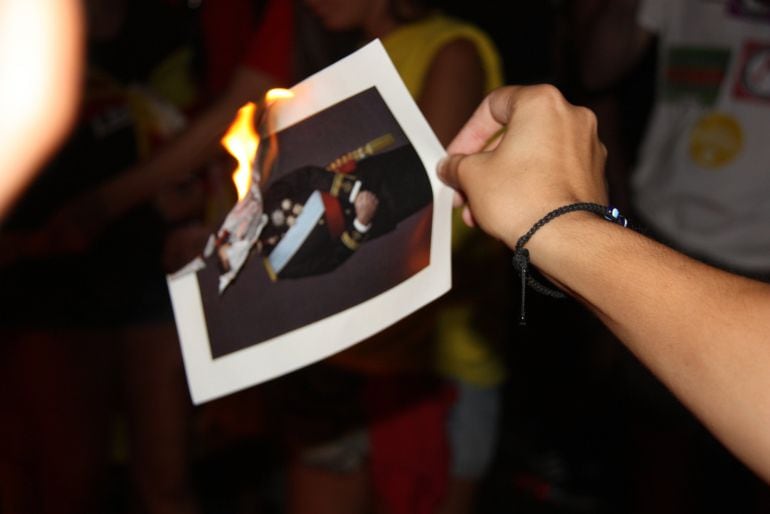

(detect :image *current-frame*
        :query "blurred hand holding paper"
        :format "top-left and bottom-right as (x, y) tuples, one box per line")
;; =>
(167, 40), (452, 404)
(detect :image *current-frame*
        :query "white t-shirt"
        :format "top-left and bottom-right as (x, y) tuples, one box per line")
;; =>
(634, 0), (770, 271)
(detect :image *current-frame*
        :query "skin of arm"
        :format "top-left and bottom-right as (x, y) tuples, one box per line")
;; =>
(438, 85), (770, 483)
(45, 67), (277, 253)
(106, 68), (275, 207)
(418, 38), (486, 147)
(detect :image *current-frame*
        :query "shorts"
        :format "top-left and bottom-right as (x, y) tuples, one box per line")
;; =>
(299, 379), (501, 480)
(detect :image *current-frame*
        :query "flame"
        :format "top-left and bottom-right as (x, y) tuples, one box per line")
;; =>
(221, 89), (294, 201)
(221, 102), (258, 201)
(265, 88), (294, 103)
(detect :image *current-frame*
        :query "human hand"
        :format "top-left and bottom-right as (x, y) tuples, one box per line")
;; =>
(437, 85), (608, 248)
(354, 191), (379, 227)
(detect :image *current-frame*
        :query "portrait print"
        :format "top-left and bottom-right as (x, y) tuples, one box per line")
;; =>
(199, 87), (434, 357)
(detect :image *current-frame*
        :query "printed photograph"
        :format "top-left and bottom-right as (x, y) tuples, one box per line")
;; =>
(198, 87), (434, 357)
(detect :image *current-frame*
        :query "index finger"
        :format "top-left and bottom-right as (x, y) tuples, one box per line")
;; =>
(445, 86), (524, 155)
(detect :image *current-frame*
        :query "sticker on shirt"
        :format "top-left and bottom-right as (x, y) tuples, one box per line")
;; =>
(733, 41), (770, 102)
(688, 112), (744, 169)
(663, 47), (732, 106)
(727, 0), (770, 22)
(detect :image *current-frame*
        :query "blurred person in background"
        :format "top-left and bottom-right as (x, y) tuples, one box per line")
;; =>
(0, 1), (215, 512)
(39, 0), (295, 257)
(1, 0), (504, 512)
(0, 0), (304, 512)
(278, 1), (510, 513)
(576, 0), (770, 511)
(579, 0), (770, 275)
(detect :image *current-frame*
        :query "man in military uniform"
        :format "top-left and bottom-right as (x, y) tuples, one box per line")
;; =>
(258, 143), (432, 280)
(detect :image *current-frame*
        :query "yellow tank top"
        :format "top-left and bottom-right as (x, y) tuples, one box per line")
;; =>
(384, 14), (507, 387)
(381, 13), (503, 99)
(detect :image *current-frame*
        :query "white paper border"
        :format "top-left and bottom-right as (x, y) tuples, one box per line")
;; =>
(168, 40), (452, 404)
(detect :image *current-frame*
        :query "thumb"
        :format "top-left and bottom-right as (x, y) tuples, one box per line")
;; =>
(437, 154), (480, 228)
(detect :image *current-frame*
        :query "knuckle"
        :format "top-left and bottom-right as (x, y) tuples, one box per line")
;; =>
(530, 83), (566, 107)
(574, 105), (598, 128)
(533, 83), (561, 98)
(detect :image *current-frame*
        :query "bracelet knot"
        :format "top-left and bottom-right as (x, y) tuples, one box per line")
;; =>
(513, 202), (630, 326)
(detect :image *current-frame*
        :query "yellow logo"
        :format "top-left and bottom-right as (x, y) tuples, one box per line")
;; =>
(688, 113), (744, 169)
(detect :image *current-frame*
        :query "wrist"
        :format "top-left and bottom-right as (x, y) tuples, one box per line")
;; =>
(353, 218), (371, 233)
(540, 213), (635, 299)
(525, 210), (602, 265)
(510, 203), (629, 324)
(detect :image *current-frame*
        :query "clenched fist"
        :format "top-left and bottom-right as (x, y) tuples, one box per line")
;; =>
(354, 190), (379, 227)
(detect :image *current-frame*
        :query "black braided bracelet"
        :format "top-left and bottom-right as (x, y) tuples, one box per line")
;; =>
(513, 202), (629, 326)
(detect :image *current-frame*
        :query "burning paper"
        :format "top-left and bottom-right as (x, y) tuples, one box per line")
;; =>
(167, 41), (452, 404)
(199, 91), (293, 293)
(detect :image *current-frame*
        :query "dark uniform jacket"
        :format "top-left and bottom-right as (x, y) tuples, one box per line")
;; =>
(260, 144), (432, 279)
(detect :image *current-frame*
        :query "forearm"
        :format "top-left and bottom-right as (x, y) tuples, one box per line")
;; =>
(99, 108), (228, 217)
(528, 213), (770, 481)
(99, 67), (276, 221)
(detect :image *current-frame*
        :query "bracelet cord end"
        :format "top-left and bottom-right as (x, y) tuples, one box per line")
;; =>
(512, 203), (630, 328)
(513, 248), (530, 326)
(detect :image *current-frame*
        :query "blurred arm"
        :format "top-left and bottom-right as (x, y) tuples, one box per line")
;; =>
(98, 67), (276, 221)
(41, 66), (277, 253)
(0, 0), (84, 219)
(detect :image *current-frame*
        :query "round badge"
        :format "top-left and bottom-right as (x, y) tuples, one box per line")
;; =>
(688, 112), (744, 169)
(742, 47), (770, 99)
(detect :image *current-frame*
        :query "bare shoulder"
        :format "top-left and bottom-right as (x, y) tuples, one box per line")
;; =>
(420, 37), (486, 145)
(427, 37), (485, 79)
